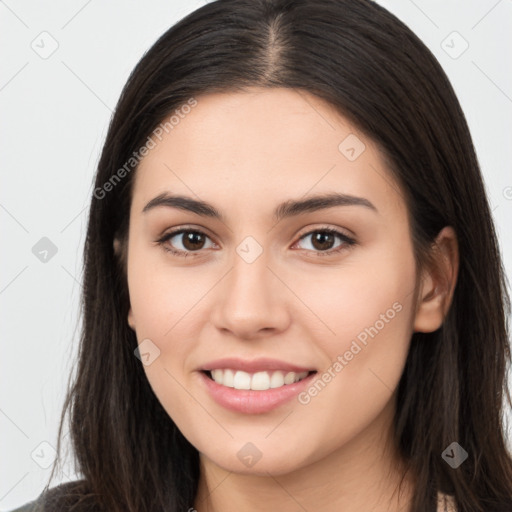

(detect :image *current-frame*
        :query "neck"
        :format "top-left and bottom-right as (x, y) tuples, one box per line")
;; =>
(193, 398), (415, 512)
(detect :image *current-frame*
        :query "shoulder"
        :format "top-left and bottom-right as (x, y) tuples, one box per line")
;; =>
(8, 498), (41, 512)
(8, 480), (91, 512)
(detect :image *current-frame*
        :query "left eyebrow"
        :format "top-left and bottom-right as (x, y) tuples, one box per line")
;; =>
(273, 192), (378, 221)
(142, 191), (378, 221)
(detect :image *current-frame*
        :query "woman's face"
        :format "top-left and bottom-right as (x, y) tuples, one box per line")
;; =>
(125, 87), (423, 476)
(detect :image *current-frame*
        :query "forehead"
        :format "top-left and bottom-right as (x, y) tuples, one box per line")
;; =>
(133, 87), (407, 221)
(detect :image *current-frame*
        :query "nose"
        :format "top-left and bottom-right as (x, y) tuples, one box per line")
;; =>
(211, 248), (291, 340)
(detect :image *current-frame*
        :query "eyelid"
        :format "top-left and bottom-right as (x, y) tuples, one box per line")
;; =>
(294, 224), (355, 243)
(156, 224), (218, 245)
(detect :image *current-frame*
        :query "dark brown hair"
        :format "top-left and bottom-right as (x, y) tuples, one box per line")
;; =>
(42, 0), (512, 510)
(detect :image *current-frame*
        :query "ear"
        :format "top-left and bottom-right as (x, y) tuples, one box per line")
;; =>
(113, 237), (122, 256)
(127, 307), (136, 330)
(413, 226), (459, 333)
(113, 237), (135, 330)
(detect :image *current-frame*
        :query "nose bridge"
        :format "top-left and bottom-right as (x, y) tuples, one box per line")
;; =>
(212, 236), (290, 336)
(227, 240), (277, 306)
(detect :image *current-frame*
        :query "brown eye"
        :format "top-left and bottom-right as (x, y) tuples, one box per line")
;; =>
(295, 228), (356, 256)
(181, 231), (207, 251)
(157, 229), (215, 256)
(310, 232), (336, 251)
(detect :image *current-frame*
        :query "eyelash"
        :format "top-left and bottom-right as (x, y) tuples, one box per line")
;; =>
(156, 226), (356, 258)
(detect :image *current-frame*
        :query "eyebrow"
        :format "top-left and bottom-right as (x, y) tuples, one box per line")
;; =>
(142, 191), (378, 222)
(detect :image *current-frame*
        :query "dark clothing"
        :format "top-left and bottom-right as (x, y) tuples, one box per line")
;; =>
(8, 480), (87, 512)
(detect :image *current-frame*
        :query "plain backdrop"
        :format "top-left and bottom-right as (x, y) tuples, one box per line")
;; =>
(1, 0), (511, 509)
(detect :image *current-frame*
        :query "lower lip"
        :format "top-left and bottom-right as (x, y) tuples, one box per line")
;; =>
(198, 370), (316, 414)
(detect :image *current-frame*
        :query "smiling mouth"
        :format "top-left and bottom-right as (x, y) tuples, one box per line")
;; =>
(202, 369), (317, 391)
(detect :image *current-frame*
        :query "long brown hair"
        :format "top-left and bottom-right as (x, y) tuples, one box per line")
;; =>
(43, 0), (512, 510)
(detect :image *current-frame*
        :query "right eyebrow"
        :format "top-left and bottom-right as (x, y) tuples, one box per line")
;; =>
(142, 193), (224, 219)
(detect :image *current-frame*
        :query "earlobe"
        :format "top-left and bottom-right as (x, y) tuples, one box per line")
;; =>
(114, 236), (133, 328)
(413, 226), (459, 333)
(128, 307), (136, 330)
(113, 237), (121, 255)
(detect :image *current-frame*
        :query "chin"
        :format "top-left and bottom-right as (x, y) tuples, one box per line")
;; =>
(199, 441), (316, 477)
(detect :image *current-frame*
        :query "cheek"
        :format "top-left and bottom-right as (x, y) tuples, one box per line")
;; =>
(293, 248), (416, 430)
(126, 240), (213, 408)
(290, 247), (416, 355)
(126, 236), (213, 336)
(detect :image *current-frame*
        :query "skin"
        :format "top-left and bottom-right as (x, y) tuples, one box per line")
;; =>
(122, 87), (458, 512)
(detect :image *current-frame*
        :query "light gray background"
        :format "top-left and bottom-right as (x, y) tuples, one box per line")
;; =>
(1, 0), (511, 509)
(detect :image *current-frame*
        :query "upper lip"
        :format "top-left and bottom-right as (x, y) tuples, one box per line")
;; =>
(200, 357), (316, 373)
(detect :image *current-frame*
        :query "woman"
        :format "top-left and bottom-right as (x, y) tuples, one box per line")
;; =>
(11, 0), (512, 510)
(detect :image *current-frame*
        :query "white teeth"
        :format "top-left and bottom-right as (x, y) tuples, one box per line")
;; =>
(208, 369), (310, 390)
(211, 369), (223, 383)
(284, 372), (296, 385)
(269, 371), (284, 389)
(233, 370), (251, 389)
(223, 369), (234, 387)
(251, 371), (270, 390)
